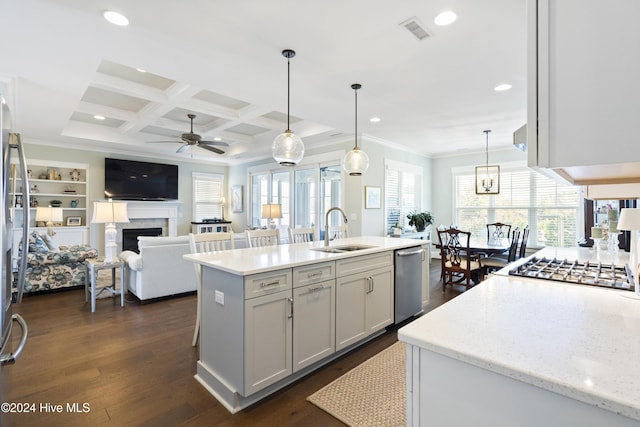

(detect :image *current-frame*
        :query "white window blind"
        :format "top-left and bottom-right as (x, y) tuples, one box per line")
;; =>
(455, 167), (580, 247)
(385, 160), (422, 232)
(192, 173), (223, 221)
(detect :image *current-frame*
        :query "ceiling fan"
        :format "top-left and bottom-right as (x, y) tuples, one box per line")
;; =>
(146, 113), (229, 154)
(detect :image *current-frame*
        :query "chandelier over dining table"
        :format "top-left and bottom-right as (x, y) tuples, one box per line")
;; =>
(475, 129), (500, 195)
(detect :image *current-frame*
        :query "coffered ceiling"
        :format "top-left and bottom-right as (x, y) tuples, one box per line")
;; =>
(0, 0), (527, 165)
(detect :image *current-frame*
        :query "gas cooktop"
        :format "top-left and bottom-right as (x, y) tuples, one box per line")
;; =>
(508, 257), (635, 291)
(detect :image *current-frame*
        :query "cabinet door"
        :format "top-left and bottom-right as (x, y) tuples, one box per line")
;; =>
(335, 273), (367, 351)
(530, 0), (640, 170)
(365, 266), (394, 333)
(292, 279), (335, 372)
(244, 289), (292, 395)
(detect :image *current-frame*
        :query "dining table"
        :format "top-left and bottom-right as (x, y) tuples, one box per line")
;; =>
(435, 237), (510, 258)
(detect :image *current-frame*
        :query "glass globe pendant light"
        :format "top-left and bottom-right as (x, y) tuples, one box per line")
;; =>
(272, 49), (305, 166)
(342, 83), (369, 176)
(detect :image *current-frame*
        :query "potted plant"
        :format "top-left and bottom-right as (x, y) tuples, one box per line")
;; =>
(406, 211), (433, 232)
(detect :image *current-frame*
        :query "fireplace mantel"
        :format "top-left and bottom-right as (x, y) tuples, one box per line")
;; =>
(98, 200), (182, 237)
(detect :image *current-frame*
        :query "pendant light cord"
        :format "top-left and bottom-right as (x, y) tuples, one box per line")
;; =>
(286, 58), (291, 131)
(354, 87), (358, 149)
(484, 129), (491, 167)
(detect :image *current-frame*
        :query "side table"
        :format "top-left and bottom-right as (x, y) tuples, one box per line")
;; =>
(85, 258), (125, 312)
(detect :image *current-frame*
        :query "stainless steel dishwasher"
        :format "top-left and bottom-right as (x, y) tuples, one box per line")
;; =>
(394, 246), (424, 324)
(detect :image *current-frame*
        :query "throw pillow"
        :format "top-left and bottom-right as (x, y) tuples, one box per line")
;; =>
(42, 233), (60, 251)
(28, 232), (49, 253)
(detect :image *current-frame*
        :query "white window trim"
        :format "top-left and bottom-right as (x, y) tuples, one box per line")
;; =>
(192, 172), (224, 222)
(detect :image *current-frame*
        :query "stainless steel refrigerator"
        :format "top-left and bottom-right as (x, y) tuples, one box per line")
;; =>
(1, 95), (29, 408)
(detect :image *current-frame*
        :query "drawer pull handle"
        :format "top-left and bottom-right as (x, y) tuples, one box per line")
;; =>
(309, 285), (324, 293)
(260, 280), (281, 288)
(307, 271), (323, 278)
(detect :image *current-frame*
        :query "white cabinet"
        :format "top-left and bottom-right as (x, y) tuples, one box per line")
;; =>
(244, 287), (293, 395)
(243, 269), (293, 395)
(335, 253), (394, 351)
(527, 0), (640, 184)
(292, 261), (336, 373)
(421, 243), (430, 309)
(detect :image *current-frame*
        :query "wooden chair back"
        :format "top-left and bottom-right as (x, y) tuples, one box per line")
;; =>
(246, 229), (281, 248)
(437, 227), (483, 291)
(518, 226), (530, 259)
(288, 227), (316, 243)
(486, 222), (512, 244)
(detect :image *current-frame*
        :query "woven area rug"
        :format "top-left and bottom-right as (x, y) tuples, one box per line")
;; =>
(307, 341), (406, 427)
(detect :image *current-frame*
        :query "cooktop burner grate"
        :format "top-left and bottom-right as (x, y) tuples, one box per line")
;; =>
(508, 257), (635, 291)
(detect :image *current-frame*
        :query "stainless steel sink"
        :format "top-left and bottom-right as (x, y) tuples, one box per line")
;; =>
(311, 245), (376, 253)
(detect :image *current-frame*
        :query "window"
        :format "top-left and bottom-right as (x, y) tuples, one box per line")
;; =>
(384, 160), (423, 233)
(248, 152), (343, 237)
(454, 166), (580, 247)
(192, 173), (224, 221)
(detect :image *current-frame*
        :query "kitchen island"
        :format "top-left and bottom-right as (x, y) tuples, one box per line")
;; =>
(399, 247), (640, 426)
(184, 236), (428, 413)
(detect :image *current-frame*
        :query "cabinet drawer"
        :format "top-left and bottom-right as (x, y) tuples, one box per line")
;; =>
(244, 269), (292, 299)
(336, 251), (393, 277)
(293, 261), (335, 288)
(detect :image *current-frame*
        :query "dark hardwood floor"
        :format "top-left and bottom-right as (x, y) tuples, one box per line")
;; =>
(5, 259), (464, 427)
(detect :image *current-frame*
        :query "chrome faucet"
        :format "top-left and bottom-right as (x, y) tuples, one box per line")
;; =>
(324, 207), (348, 246)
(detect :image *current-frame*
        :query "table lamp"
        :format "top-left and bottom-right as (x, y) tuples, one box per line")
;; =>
(92, 200), (129, 264)
(617, 207), (640, 297)
(261, 203), (282, 229)
(220, 196), (226, 221)
(35, 206), (63, 236)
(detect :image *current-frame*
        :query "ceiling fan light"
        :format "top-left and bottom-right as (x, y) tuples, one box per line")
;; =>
(342, 146), (370, 176)
(272, 129), (304, 166)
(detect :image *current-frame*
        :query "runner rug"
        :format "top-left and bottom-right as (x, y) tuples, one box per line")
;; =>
(307, 341), (406, 427)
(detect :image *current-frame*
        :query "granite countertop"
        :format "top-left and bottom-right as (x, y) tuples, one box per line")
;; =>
(183, 235), (428, 276)
(398, 247), (640, 421)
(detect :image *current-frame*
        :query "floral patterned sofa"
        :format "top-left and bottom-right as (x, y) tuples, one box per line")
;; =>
(23, 232), (98, 293)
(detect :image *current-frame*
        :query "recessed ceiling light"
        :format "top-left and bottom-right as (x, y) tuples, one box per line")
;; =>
(136, 68), (146, 73)
(369, 117), (381, 123)
(103, 10), (129, 26)
(434, 11), (457, 26)
(213, 137), (222, 141)
(93, 115), (105, 120)
(494, 83), (513, 92)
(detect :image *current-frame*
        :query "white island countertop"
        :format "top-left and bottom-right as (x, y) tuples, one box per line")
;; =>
(183, 235), (427, 276)
(399, 251), (640, 421)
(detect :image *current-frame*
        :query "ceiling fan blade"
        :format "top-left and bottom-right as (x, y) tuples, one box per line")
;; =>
(198, 144), (225, 155)
(199, 140), (230, 147)
(176, 144), (189, 153)
(145, 140), (181, 144)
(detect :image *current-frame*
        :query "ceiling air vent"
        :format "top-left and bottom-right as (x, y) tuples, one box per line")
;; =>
(399, 17), (432, 41)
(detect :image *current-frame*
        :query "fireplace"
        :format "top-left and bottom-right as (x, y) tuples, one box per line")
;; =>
(122, 227), (162, 253)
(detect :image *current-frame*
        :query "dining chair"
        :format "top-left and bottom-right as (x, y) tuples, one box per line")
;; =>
(189, 231), (235, 346)
(246, 228), (281, 248)
(437, 228), (484, 292)
(483, 228), (521, 274)
(486, 222), (512, 244)
(518, 226), (530, 259)
(288, 226), (316, 243)
(327, 225), (348, 241)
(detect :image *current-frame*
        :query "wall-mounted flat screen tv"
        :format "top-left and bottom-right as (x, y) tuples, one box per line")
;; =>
(104, 158), (178, 201)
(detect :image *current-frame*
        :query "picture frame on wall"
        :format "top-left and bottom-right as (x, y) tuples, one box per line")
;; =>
(364, 186), (381, 209)
(231, 185), (244, 213)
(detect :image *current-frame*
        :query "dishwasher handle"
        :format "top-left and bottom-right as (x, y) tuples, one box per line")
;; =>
(396, 248), (424, 257)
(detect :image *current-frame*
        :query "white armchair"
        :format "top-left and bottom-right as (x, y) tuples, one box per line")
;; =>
(119, 235), (195, 301)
